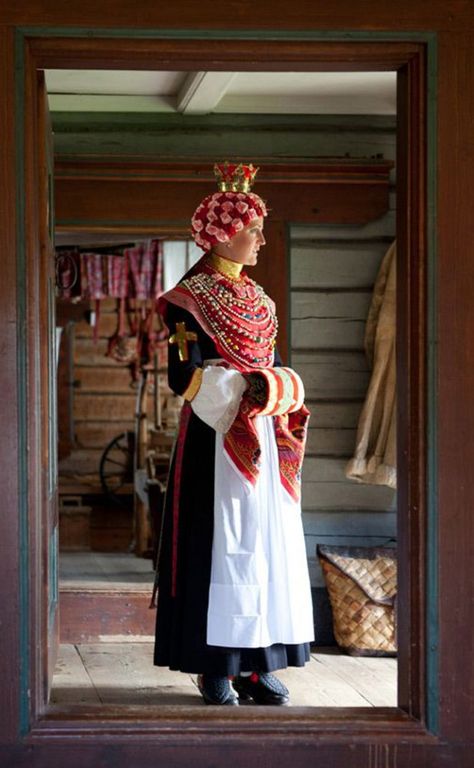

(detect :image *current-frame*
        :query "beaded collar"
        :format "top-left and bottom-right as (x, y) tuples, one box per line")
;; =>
(175, 261), (278, 371)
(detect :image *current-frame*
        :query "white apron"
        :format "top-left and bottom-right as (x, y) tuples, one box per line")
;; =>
(191, 365), (314, 649)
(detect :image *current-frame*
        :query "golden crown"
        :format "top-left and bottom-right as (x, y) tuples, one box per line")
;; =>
(214, 162), (259, 193)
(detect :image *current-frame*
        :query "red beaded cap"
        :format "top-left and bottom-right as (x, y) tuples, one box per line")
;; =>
(191, 162), (268, 252)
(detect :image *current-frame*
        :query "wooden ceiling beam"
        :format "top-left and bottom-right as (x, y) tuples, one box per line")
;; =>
(176, 71), (236, 114)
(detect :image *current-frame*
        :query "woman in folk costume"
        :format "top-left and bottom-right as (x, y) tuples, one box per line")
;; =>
(154, 163), (314, 706)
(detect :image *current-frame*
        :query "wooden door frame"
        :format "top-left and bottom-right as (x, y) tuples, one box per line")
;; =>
(12, 28), (437, 760)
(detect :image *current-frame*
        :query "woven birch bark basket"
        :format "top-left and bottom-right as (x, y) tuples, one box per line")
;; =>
(317, 545), (397, 656)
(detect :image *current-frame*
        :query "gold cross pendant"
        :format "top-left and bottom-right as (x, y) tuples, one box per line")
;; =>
(169, 321), (198, 362)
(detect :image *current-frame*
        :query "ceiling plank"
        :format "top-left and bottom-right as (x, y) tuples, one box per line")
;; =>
(217, 93), (396, 115)
(47, 94), (176, 112)
(176, 71), (236, 114)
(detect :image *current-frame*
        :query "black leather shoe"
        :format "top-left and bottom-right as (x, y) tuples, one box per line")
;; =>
(233, 672), (290, 705)
(197, 674), (239, 706)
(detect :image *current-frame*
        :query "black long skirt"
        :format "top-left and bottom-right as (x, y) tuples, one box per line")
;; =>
(153, 411), (310, 676)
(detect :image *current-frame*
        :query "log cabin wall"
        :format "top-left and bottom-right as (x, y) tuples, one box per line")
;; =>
(287, 118), (397, 640)
(57, 298), (139, 551)
(56, 248), (196, 552)
(59, 300), (137, 482)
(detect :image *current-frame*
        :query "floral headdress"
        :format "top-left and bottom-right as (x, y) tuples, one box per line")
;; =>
(191, 162), (268, 251)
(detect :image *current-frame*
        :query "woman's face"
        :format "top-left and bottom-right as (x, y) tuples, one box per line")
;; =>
(216, 217), (266, 267)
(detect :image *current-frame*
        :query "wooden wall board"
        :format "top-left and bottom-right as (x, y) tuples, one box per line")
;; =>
(59, 591), (156, 642)
(301, 479), (396, 512)
(74, 338), (118, 365)
(75, 312), (122, 339)
(292, 204), (396, 242)
(74, 421), (136, 448)
(89, 506), (134, 552)
(55, 178), (390, 228)
(57, 323), (74, 460)
(293, 351), (370, 398)
(290, 240), (391, 288)
(292, 288), (373, 351)
(74, 366), (142, 393)
(306, 427), (357, 456)
(4, 744), (474, 768)
(293, 316), (367, 350)
(58, 447), (106, 477)
(0, 25), (21, 744)
(437, 30), (474, 742)
(52, 117), (397, 163)
(292, 290), (373, 322)
(304, 400), (363, 428)
(304, 456), (384, 483)
(73, 393), (135, 421)
(287, 115), (396, 607)
(1, 0), (471, 29)
(302, 510), (397, 537)
(51, 113), (397, 131)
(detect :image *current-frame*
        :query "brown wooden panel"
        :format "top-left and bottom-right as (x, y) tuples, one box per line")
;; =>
(74, 338), (168, 369)
(59, 591), (155, 642)
(58, 324), (74, 460)
(28, 35), (427, 69)
(293, 351), (370, 399)
(0, 2), (471, 29)
(75, 421), (135, 448)
(305, 427), (357, 456)
(89, 503), (134, 552)
(59, 448), (103, 477)
(437, 31), (474, 742)
(75, 366), (140, 393)
(0, 25), (20, 743)
(291, 242), (388, 288)
(59, 505), (92, 551)
(74, 393), (136, 421)
(75, 312), (120, 339)
(5, 1), (474, 30)
(55, 178), (389, 227)
(56, 298), (90, 326)
(2, 744), (473, 768)
(74, 338), (118, 365)
(395, 51), (427, 721)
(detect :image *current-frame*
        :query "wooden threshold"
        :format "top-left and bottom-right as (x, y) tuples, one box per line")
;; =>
(29, 705), (437, 744)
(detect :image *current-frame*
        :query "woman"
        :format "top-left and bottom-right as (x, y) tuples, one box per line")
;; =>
(154, 163), (314, 706)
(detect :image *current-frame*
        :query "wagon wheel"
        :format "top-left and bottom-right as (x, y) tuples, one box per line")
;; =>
(99, 431), (135, 507)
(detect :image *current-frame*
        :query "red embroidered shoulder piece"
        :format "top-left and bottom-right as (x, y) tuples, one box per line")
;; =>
(159, 260), (277, 372)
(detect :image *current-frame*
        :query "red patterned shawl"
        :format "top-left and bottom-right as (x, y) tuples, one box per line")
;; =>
(160, 264), (309, 502)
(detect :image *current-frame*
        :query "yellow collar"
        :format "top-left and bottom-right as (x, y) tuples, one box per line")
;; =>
(209, 252), (243, 280)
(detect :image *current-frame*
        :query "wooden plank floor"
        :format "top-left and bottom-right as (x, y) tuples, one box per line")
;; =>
(51, 641), (397, 707)
(56, 555), (397, 707)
